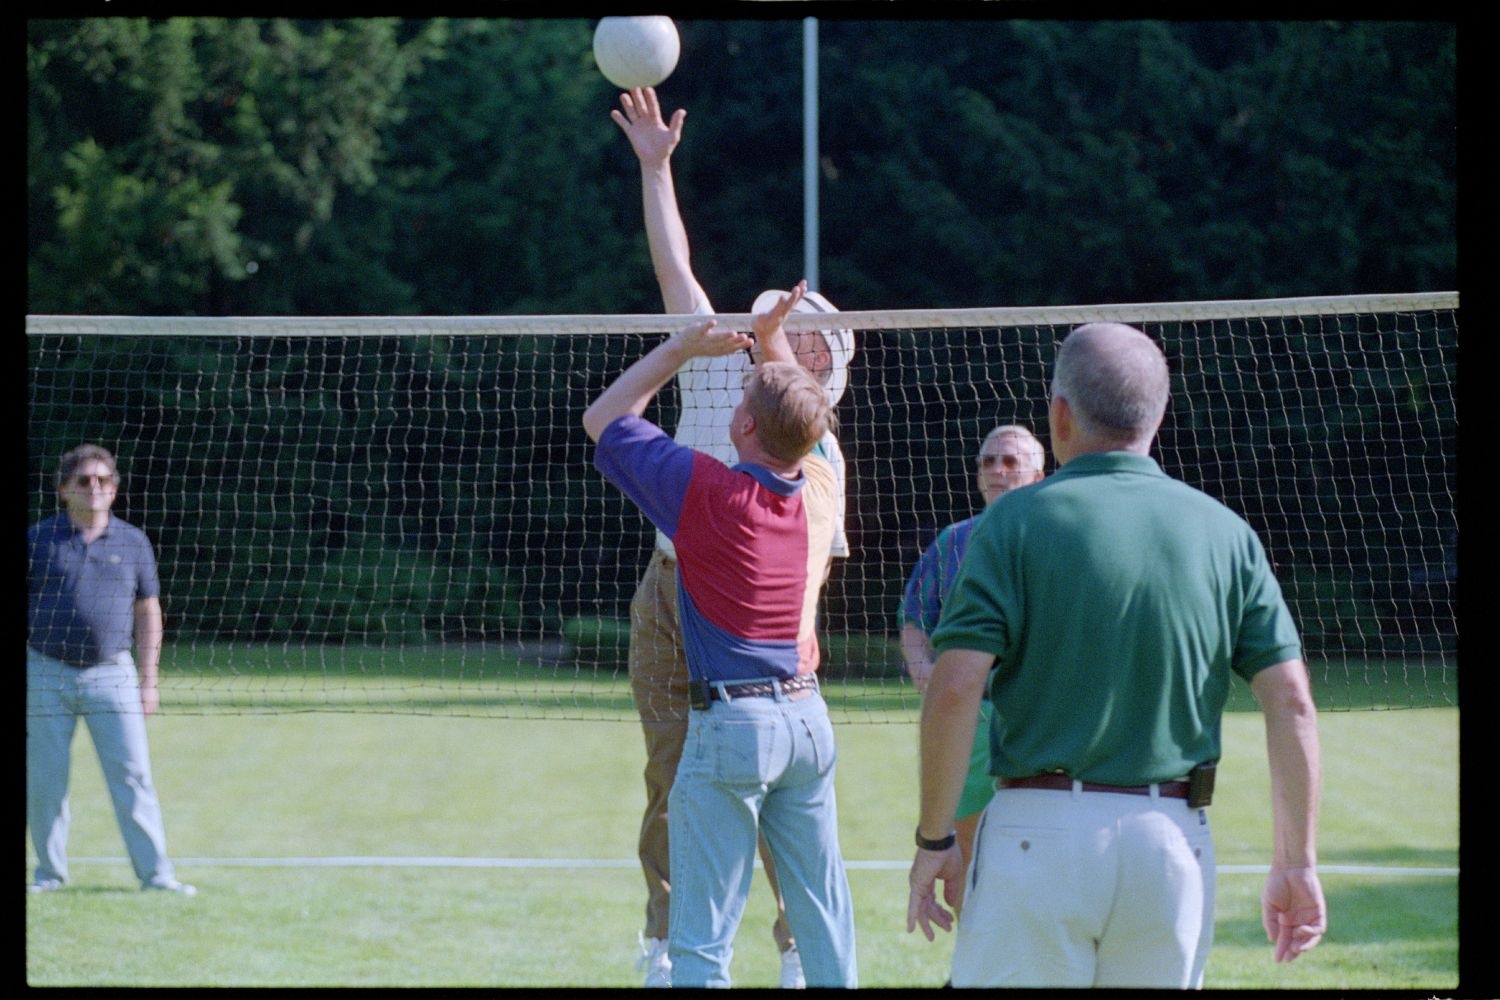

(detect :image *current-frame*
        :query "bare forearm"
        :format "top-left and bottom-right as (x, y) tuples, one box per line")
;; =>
(917, 649), (992, 839)
(584, 321), (749, 441)
(583, 335), (691, 441)
(1253, 660), (1321, 868)
(640, 161), (705, 315)
(901, 623), (936, 692)
(1266, 702), (1320, 868)
(134, 598), (163, 682)
(749, 282), (803, 366)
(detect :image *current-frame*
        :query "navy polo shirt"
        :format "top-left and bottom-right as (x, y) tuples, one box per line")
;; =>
(28, 513), (160, 667)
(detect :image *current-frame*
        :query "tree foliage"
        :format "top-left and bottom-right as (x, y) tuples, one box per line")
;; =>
(27, 18), (1457, 650)
(29, 18), (1455, 316)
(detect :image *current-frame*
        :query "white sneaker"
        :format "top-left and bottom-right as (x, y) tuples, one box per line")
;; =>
(637, 933), (671, 988)
(779, 945), (806, 989)
(143, 878), (197, 896)
(28, 878), (64, 894)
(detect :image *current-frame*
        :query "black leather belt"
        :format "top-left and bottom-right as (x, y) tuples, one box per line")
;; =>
(707, 674), (819, 702)
(1000, 774), (1191, 799)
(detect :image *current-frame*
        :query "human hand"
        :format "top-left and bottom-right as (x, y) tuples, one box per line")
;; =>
(906, 658), (935, 694)
(1261, 866), (1327, 962)
(609, 87), (685, 167)
(669, 319), (752, 360)
(906, 844), (964, 941)
(139, 678), (160, 717)
(750, 280), (807, 366)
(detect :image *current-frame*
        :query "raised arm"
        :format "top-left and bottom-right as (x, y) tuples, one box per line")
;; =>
(583, 321), (752, 442)
(750, 280), (808, 366)
(1249, 658), (1326, 963)
(610, 87), (710, 316)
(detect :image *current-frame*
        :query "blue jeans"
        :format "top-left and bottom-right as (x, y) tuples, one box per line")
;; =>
(26, 647), (177, 887)
(666, 685), (857, 988)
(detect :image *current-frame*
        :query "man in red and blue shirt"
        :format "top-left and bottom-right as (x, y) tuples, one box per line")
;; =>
(584, 284), (857, 988)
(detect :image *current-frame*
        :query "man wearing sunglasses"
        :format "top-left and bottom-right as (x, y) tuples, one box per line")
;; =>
(899, 425), (1046, 908)
(26, 444), (195, 896)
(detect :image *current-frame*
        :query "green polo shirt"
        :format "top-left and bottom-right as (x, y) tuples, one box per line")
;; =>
(931, 451), (1302, 786)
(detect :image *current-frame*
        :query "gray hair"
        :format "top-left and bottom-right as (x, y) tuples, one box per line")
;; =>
(978, 424), (1045, 471)
(1051, 323), (1169, 443)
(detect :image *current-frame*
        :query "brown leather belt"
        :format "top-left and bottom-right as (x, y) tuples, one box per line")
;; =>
(708, 674), (819, 701)
(1000, 774), (1191, 799)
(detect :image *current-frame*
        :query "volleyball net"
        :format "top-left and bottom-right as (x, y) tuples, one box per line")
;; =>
(26, 292), (1458, 718)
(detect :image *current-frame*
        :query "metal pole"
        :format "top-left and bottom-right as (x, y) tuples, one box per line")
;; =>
(803, 17), (819, 291)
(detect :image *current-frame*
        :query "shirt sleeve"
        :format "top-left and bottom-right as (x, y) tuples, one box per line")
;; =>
(930, 514), (1014, 661)
(134, 530), (162, 600)
(1230, 529), (1304, 680)
(594, 415), (698, 540)
(899, 531), (946, 633)
(812, 432), (850, 558)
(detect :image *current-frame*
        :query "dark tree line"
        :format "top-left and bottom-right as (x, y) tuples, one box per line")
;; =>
(27, 18), (1457, 660)
(29, 18), (1455, 316)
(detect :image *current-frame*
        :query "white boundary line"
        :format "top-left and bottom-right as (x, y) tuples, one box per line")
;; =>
(69, 856), (1457, 877)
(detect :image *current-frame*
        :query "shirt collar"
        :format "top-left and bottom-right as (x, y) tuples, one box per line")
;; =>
(732, 462), (806, 497)
(58, 512), (115, 540)
(1055, 451), (1165, 478)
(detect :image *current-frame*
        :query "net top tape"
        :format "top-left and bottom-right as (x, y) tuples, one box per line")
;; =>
(27, 291), (1458, 338)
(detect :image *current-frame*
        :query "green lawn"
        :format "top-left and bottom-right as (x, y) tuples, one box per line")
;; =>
(25, 667), (1458, 988)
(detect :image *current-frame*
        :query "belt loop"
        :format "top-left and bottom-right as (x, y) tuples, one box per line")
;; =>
(1149, 783), (1161, 801)
(1070, 778), (1083, 798)
(770, 678), (786, 702)
(713, 681), (731, 704)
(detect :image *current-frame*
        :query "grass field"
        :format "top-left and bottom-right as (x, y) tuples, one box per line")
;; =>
(24, 664), (1459, 988)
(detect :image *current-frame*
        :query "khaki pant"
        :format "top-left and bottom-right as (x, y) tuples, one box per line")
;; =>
(951, 787), (1215, 987)
(629, 549), (794, 952)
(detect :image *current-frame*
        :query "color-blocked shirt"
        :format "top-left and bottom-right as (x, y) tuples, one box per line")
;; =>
(27, 513), (160, 667)
(932, 451), (1303, 786)
(597, 414), (836, 682)
(657, 301), (849, 561)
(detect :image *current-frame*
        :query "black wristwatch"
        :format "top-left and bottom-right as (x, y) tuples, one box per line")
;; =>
(915, 826), (957, 852)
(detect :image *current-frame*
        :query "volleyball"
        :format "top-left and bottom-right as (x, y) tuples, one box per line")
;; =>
(592, 17), (680, 90)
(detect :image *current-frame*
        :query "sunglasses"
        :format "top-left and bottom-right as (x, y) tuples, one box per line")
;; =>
(68, 473), (116, 487)
(977, 454), (1026, 470)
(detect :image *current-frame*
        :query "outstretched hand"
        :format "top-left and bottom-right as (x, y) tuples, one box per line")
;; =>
(751, 279), (807, 367)
(609, 87), (685, 166)
(669, 319), (752, 360)
(582, 319), (749, 442)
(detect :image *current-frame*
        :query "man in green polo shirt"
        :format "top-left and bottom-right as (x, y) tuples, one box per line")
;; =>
(904, 323), (1325, 988)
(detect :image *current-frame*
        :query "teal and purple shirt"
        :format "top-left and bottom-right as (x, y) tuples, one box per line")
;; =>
(900, 515), (982, 633)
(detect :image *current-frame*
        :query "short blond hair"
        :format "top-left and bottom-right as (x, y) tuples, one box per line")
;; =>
(744, 361), (836, 463)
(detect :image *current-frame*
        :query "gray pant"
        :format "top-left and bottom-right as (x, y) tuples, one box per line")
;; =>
(26, 647), (176, 887)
